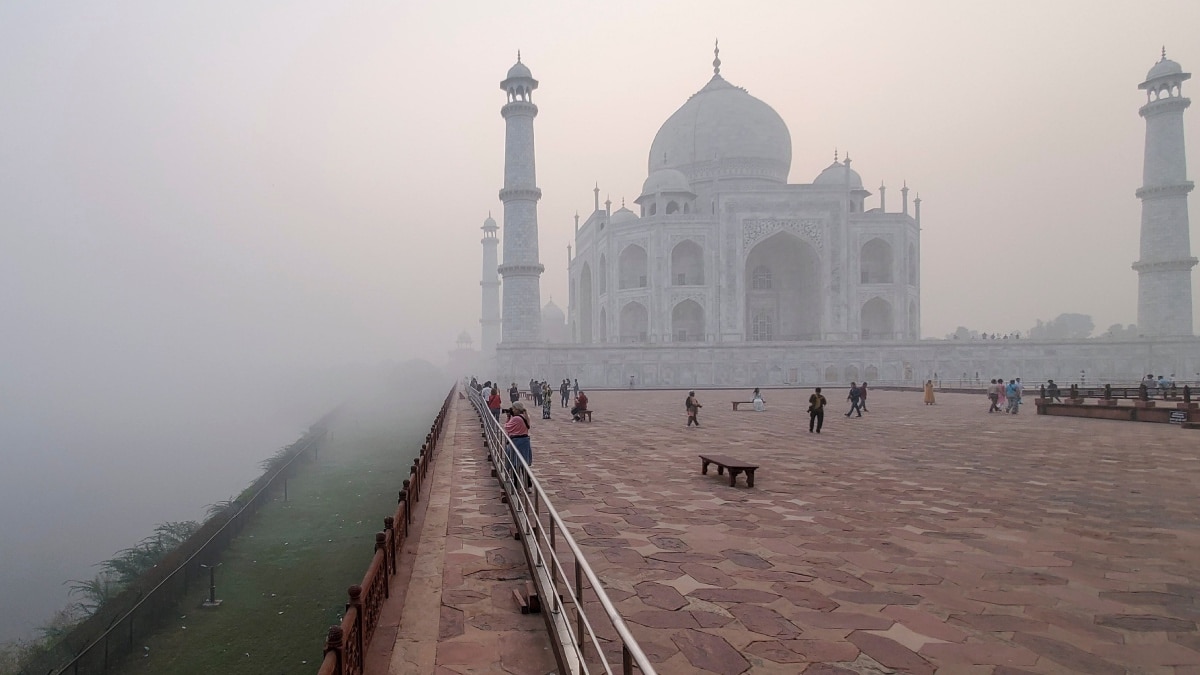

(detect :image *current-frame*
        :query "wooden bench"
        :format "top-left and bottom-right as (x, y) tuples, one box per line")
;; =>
(574, 409), (593, 422)
(731, 401), (754, 411)
(699, 454), (758, 488)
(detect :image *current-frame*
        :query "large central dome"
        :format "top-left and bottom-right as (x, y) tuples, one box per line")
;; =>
(648, 73), (792, 185)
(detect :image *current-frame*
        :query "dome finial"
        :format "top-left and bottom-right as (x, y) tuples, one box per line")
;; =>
(713, 39), (721, 75)
(1162, 46), (1167, 61)
(517, 50), (522, 63)
(834, 148), (838, 162)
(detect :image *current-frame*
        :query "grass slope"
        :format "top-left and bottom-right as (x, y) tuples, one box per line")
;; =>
(114, 398), (434, 675)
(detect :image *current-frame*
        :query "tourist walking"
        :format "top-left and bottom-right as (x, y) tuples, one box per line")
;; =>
(808, 388), (827, 433)
(1046, 379), (1062, 403)
(845, 382), (863, 417)
(686, 391), (703, 427)
(560, 380), (570, 407)
(987, 379), (1001, 412)
(573, 379), (580, 397)
(1005, 379), (1020, 414)
(859, 382), (870, 412)
(481, 380), (493, 402)
(503, 402), (533, 489)
(923, 380), (936, 405)
(996, 378), (1006, 409)
(508, 383), (520, 404)
(752, 387), (766, 412)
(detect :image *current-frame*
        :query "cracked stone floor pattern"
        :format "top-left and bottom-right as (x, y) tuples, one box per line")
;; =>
(512, 388), (1200, 674)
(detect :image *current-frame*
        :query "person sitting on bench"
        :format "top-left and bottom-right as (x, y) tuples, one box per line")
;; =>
(752, 387), (765, 412)
(571, 391), (589, 422)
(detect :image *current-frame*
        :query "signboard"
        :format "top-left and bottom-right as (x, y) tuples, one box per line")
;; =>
(1169, 410), (1188, 425)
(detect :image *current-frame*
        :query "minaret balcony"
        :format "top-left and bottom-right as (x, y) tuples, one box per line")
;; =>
(499, 187), (542, 201)
(1135, 182), (1194, 199)
(1132, 257), (1199, 273)
(501, 101), (539, 118)
(497, 263), (545, 277)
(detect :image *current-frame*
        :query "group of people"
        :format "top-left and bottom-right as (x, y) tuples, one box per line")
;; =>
(1142, 373), (1178, 399)
(985, 378), (1024, 413)
(468, 376), (588, 423)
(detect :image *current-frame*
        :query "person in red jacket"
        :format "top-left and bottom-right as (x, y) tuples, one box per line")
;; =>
(571, 391), (589, 422)
(487, 389), (503, 421)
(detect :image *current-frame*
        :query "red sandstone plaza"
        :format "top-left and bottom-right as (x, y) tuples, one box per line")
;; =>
(371, 388), (1200, 674)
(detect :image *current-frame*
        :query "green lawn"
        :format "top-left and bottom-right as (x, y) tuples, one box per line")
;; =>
(114, 397), (436, 675)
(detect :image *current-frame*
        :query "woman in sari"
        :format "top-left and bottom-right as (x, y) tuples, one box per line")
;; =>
(923, 380), (936, 405)
(541, 382), (553, 419)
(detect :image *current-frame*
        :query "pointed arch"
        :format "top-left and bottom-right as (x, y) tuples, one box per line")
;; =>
(671, 299), (705, 342)
(844, 365), (860, 382)
(671, 240), (704, 285)
(619, 244), (649, 289)
(619, 301), (649, 343)
(861, 297), (893, 340)
(578, 263), (593, 344)
(861, 238), (893, 283)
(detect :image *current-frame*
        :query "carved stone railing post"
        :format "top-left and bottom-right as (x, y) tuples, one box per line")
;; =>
(323, 625), (344, 675)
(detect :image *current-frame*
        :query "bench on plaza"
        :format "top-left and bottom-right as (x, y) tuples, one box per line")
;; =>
(575, 409), (593, 422)
(731, 401), (757, 411)
(699, 454), (758, 488)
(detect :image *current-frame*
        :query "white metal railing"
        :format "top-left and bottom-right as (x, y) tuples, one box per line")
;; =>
(465, 386), (656, 675)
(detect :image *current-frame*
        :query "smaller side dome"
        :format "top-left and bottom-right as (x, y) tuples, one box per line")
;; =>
(640, 168), (692, 196)
(813, 160), (863, 189)
(542, 300), (566, 326)
(457, 330), (473, 344)
(610, 206), (639, 224)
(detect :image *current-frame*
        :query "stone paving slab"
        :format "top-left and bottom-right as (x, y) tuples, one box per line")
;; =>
(384, 398), (557, 675)
(529, 388), (1200, 674)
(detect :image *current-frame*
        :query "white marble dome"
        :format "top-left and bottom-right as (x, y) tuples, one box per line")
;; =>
(813, 160), (863, 188)
(641, 168), (692, 196)
(507, 60), (533, 80)
(1147, 57), (1184, 81)
(648, 74), (792, 183)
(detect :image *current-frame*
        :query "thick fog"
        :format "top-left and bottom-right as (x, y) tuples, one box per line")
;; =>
(1, 0), (1198, 641)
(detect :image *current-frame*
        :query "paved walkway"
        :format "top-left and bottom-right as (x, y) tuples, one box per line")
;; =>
(382, 397), (557, 675)
(527, 388), (1200, 674)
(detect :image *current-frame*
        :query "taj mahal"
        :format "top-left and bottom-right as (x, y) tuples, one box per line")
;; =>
(475, 47), (1200, 388)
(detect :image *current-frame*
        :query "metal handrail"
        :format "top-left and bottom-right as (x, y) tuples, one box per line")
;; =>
(465, 387), (656, 675)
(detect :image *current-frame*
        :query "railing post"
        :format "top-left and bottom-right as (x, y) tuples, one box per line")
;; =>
(623, 643), (633, 675)
(400, 484), (411, 527)
(324, 625), (344, 675)
(375, 533), (389, 598)
(575, 562), (585, 659)
(347, 585), (364, 666)
(384, 517), (396, 574)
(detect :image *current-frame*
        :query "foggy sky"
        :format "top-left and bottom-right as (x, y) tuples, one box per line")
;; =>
(1, 0), (1199, 640)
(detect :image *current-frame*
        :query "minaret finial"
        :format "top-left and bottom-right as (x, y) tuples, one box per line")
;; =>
(713, 39), (721, 76)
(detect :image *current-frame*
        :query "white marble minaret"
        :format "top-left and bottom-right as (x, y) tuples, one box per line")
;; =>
(497, 54), (544, 344)
(1135, 49), (1197, 336)
(480, 214), (501, 355)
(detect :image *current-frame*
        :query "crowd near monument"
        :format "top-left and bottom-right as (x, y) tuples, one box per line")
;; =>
(475, 48), (1199, 388)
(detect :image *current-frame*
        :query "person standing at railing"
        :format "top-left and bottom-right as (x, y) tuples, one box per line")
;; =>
(504, 402), (533, 489)
(487, 388), (503, 421)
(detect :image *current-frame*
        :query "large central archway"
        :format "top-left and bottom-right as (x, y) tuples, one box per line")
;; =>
(744, 233), (821, 341)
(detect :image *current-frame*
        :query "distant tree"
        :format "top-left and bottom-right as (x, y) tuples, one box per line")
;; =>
(946, 326), (979, 340)
(1028, 313), (1094, 339)
(67, 572), (122, 616)
(1102, 323), (1138, 339)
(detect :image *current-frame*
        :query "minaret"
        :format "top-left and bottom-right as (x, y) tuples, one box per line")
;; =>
(1135, 49), (1197, 336)
(497, 53), (545, 344)
(480, 214), (501, 355)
